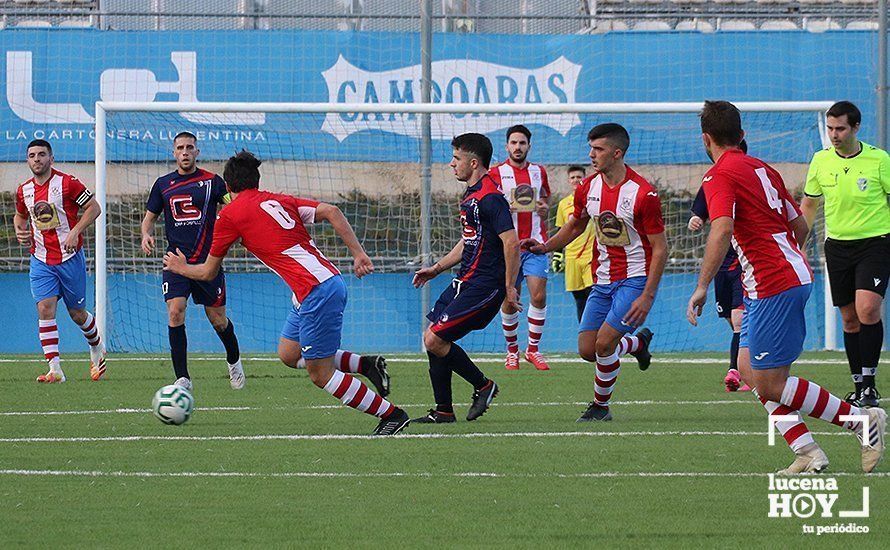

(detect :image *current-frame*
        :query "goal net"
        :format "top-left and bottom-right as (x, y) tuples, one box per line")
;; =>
(96, 102), (831, 354)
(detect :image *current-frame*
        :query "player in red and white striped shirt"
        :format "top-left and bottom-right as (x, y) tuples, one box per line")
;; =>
(489, 125), (553, 371)
(13, 140), (106, 383)
(687, 101), (885, 473)
(523, 124), (667, 422)
(164, 151), (408, 435)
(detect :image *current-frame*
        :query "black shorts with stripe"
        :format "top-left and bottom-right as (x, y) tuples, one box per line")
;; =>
(824, 234), (890, 307)
(427, 279), (505, 343)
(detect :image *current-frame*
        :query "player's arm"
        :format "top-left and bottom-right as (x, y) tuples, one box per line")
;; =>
(13, 189), (31, 245)
(315, 202), (373, 278)
(140, 210), (160, 254)
(790, 215), (809, 250)
(688, 186), (708, 232)
(163, 251), (223, 281)
(62, 196), (101, 253)
(535, 168), (551, 218)
(500, 228), (522, 311)
(413, 240), (463, 288)
(13, 211), (31, 246)
(687, 216), (733, 325)
(624, 230), (667, 327)
(800, 157), (823, 237)
(524, 213), (586, 253)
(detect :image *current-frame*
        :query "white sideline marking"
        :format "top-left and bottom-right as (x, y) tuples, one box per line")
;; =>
(0, 356), (849, 366)
(0, 469), (886, 479)
(0, 430), (856, 444)
(0, 399), (754, 417)
(0, 406), (251, 417)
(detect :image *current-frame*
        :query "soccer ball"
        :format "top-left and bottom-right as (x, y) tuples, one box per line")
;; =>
(151, 384), (195, 425)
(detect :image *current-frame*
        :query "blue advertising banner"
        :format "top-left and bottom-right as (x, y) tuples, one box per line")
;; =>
(0, 29), (877, 163)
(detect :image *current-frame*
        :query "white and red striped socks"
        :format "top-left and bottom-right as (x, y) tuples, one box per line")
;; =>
(617, 335), (641, 356)
(335, 350), (362, 374)
(501, 310), (520, 354)
(780, 376), (865, 435)
(77, 311), (100, 347)
(527, 306), (546, 353)
(323, 370), (394, 418)
(756, 393), (814, 452)
(38, 319), (61, 373)
(594, 351), (621, 407)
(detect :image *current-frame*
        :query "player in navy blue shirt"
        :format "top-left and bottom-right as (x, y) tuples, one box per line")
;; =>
(687, 139), (747, 392)
(412, 133), (521, 424)
(140, 131), (243, 391)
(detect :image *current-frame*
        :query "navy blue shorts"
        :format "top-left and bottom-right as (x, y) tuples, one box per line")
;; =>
(714, 267), (743, 319)
(428, 279), (505, 343)
(163, 269), (226, 307)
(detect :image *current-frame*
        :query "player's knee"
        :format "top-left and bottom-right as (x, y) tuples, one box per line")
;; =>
(36, 300), (55, 318)
(210, 317), (229, 332)
(67, 308), (87, 325)
(594, 337), (617, 357)
(841, 316), (861, 333)
(423, 330), (448, 356)
(578, 339), (597, 363)
(856, 304), (882, 325)
(530, 290), (546, 308)
(277, 342), (301, 369)
(167, 308), (186, 326)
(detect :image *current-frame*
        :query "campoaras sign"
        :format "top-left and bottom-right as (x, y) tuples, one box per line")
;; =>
(320, 55), (583, 142)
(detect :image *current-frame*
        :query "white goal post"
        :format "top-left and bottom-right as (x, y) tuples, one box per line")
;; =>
(94, 100), (835, 353)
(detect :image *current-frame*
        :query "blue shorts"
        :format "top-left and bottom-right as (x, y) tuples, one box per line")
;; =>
(428, 279), (505, 343)
(579, 276), (647, 334)
(30, 250), (88, 309)
(163, 269), (227, 307)
(714, 267), (743, 319)
(740, 284), (811, 370)
(280, 275), (347, 360)
(516, 250), (548, 283)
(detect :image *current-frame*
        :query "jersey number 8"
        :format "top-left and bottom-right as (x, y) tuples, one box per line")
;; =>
(260, 200), (296, 229)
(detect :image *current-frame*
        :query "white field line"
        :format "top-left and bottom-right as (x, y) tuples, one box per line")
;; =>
(0, 399), (775, 417)
(0, 430), (858, 444)
(0, 357), (849, 365)
(0, 468), (886, 479)
(0, 406), (251, 416)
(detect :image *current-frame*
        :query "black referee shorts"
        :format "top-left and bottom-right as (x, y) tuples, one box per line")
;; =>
(824, 234), (890, 307)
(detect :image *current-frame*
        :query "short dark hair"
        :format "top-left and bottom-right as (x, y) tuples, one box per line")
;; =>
(587, 123), (630, 154)
(27, 139), (52, 154)
(173, 131), (197, 143)
(505, 124), (531, 143)
(826, 101), (861, 127)
(700, 100), (744, 147)
(567, 165), (586, 175)
(739, 139), (748, 154)
(223, 150), (262, 192)
(451, 133), (493, 168)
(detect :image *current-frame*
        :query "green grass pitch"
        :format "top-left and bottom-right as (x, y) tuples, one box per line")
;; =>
(0, 352), (887, 548)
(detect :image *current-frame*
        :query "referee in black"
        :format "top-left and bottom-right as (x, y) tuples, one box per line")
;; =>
(801, 101), (890, 408)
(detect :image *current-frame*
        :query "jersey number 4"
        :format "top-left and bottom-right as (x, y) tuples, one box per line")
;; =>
(260, 200), (297, 229)
(755, 167), (784, 216)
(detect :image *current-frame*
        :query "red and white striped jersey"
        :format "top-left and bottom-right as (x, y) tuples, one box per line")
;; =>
(15, 169), (93, 265)
(489, 161), (551, 242)
(573, 166), (665, 285)
(702, 149), (812, 299)
(209, 188), (340, 303)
